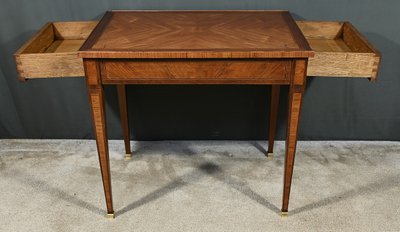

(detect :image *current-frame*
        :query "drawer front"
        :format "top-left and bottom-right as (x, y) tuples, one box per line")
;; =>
(14, 21), (97, 80)
(296, 21), (381, 80)
(100, 59), (292, 84)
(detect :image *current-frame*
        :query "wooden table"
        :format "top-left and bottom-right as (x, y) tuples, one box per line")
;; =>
(14, 10), (381, 219)
(78, 10), (313, 218)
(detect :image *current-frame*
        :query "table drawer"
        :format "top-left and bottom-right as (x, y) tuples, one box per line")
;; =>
(100, 59), (292, 84)
(14, 20), (381, 81)
(14, 21), (98, 80)
(296, 21), (381, 80)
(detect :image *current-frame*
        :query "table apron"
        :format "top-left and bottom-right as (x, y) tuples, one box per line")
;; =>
(99, 59), (293, 85)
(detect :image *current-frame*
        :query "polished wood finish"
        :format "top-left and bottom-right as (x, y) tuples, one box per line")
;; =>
(268, 85), (280, 155)
(13, 11), (383, 217)
(79, 11), (313, 59)
(282, 59), (308, 213)
(84, 59), (114, 215)
(14, 21), (97, 80)
(101, 59), (291, 84)
(296, 21), (381, 80)
(78, 11), (315, 216)
(14, 20), (381, 80)
(117, 85), (131, 156)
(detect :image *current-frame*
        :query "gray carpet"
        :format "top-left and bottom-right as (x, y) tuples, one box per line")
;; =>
(0, 140), (399, 232)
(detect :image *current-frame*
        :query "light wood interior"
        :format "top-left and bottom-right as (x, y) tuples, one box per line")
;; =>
(296, 21), (373, 53)
(295, 21), (343, 39)
(15, 20), (380, 80)
(14, 21), (98, 79)
(19, 21), (97, 54)
(53, 21), (98, 40)
(307, 39), (351, 52)
(43, 21), (96, 53)
(296, 21), (380, 79)
(45, 39), (86, 53)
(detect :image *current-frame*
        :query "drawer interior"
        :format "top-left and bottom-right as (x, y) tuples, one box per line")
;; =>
(296, 21), (381, 79)
(44, 39), (86, 53)
(15, 20), (381, 81)
(14, 21), (97, 79)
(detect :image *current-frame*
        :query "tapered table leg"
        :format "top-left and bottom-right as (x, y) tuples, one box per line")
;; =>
(84, 59), (114, 218)
(281, 60), (307, 216)
(117, 84), (132, 159)
(268, 85), (280, 159)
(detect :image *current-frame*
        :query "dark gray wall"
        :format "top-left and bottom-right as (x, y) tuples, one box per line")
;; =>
(1, 0), (399, 140)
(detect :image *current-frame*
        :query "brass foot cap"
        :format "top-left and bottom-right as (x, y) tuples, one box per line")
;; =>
(281, 212), (288, 218)
(267, 152), (273, 160)
(124, 153), (132, 160)
(105, 213), (115, 219)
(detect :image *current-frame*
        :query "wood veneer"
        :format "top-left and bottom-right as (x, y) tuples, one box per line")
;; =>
(79, 10), (314, 217)
(84, 59), (114, 215)
(14, 19), (381, 80)
(13, 10), (382, 218)
(100, 59), (292, 85)
(79, 11), (313, 59)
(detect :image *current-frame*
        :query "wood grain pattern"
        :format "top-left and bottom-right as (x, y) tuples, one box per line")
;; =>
(53, 21), (98, 40)
(14, 22), (54, 80)
(78, 11), (314, 59)
(15, 52), (85, 79)
(14, 21), (97, 79)
(13, 11), (383, 218)
(296, 21), (381, 79)
(268, 85), (280, 154)
(282, 59), (308, 213)
(83, 59), (100, 85)
(117, 85), (131, 155)
(101, 59), (292, 84)
(342, 22), (375, 53)
(342, 22), (381, 80)
(371, 56), (381, 82)
(14, 19), (381, 80)
(307, 52), (376, 78)
(293, 59), (307, 85)
(45, 39), (86, 53)
(11, 11), (383, 219)
(307, 39), (351, 52)
(282, 91), (303, 213)
(296, 21), (343, 39)
(84, 59), (114, 215)
(16, 23), (54, 54)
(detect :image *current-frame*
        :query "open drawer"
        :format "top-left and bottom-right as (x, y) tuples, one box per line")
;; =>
(14, 21), (98, 80)
(14, 20), (381, 81)
(296, 21), (381, 80)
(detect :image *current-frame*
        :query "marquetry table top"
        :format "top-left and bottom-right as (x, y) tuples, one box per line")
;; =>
(79, 10), (314, 59)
